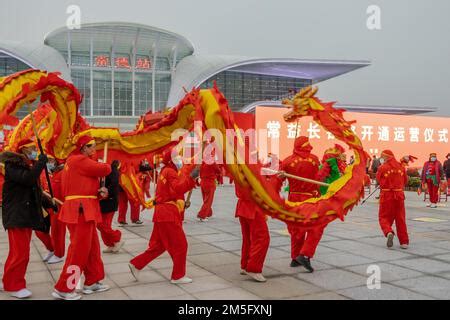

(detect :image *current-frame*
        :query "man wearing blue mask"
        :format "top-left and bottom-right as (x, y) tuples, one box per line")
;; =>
(421, 153), (445, 208)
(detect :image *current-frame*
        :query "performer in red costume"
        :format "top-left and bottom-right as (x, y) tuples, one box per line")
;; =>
(421, 153), (445, 208)
(197, 148), (222, 222)
(35, 156), (58, 263)
(235, 141), (270, 282)
(52, 135), (112, 300)
(376, 150), (409, 249)
(46, 161), (67, 264)
(128, 148), (199, 284)
(278, 136), (321, 272)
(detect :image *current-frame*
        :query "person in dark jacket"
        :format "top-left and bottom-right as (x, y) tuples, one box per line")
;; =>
(443, 153), (450, 193)
(0, 141), (55, 299)
(97, 160), (124, 253)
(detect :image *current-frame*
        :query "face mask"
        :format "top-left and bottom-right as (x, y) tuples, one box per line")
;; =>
(28, 151), (38, 160)
(431, 157), (436, 162)
(174, 161), (183, 170)
(379, 158), (385, 164)
(46, 163), (55, 171)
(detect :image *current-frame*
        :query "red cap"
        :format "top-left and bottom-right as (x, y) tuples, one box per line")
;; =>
(334, 144), (345, 154)
(161, 146), (178, 164)
(293, 136), (312, 155)
(76, 135), (95, 150)
(381, 149), (395, 159)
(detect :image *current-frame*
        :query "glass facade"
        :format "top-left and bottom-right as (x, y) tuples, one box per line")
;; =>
(0, 53), (30, 77)
(200, 71), (312, 110)
(60, 39), (173, 117)
(0, 53), (34, 118)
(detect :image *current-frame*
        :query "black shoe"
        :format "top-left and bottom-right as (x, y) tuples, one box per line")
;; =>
(119, 222), (128, 226)
(295, 255), (314, 273)
(290, 259), (301, 267)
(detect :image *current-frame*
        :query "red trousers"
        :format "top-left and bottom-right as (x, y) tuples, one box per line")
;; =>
(118, 192), (140, 223)
(2, 228), (32, 291)
(35, 230), (53, 252)
(50, 212), (66, 258)
(97, 212), (122, 247)
(287, 224), (325, 259)
(287, 193), (324, 259)
(239, 213), (270, 273)
(130, 221), (187, 280)
(379, 199), (409, 245)
(427, 179), (439, 203)
(197, 181), (216, 219)
(35, 211), (66, 258)
(54, 215), (105, 293)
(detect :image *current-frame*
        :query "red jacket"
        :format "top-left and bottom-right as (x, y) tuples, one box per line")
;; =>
(376, 158), (407, 201)
(51, 169), (63, 203)
(200, 163), (221, 185)
(280, 153), (320, 197)
(154, 163), (196, 223)
(58, 154), (111, 224)
(234, 183), (262, 219)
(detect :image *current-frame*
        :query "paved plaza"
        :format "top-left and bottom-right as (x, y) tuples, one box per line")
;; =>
(1, 185), (450, 300)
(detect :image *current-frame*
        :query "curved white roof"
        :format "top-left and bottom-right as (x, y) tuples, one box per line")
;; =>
(45, 22), (194, 61)
(167, 55), (370, 106)
(0, 40), (71, 81)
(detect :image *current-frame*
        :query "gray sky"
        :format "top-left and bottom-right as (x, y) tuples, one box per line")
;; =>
(1, 0), (449, 115)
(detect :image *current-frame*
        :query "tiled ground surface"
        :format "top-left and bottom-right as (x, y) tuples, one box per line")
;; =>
(1, 185), (450, 300)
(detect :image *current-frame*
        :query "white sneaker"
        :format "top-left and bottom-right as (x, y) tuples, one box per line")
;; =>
(112, 240), (125, 253)
(52, 290), (82, 300)
(426, 203), (431, 207)
(247, 272), (267, 282)
(103, 246), (114, 253)
(128, 263), (141, 282)
(386, 232), (394, 248)
(170, 276), (193, 284)
(43, 251), (54, 262)
(198, 217), (208, 222)
(82, 282), (110, 295)
(430, 204), (437, 208)
(400, 244), (409, 249)
(240, 269), (247, 275)
(47, 255), (64, 264)
(11, 288), (32, 299)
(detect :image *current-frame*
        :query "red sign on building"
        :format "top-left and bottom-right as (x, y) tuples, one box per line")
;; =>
(136, 57), (151, 69)
(95, 55), (110, 67)
(115, 57), (131, 69)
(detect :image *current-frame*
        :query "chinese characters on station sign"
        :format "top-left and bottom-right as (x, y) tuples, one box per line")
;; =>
(256, 106), (450, 165)
(136, 57), (151, 69)
(95, 55), (110, 67)
(264, 121), (448, 144)
(94, 55), (151, 69)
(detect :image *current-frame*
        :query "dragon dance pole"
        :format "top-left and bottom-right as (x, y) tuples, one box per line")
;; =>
(27, 104), (54, 199)
(101, 141), (109, 188)
(261, 167), (330, 187)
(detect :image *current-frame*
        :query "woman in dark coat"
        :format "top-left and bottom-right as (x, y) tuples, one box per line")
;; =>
(0, 144), (54, 299)
(98, 160), (124, 253)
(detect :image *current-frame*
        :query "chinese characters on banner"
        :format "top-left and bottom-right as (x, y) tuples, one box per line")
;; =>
(94, 55), (151, 69)
(256, 107), (450, 165)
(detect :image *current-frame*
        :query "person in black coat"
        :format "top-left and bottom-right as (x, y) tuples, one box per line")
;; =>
(97, 160), (124, 253)
(0, 144), (56, 299)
